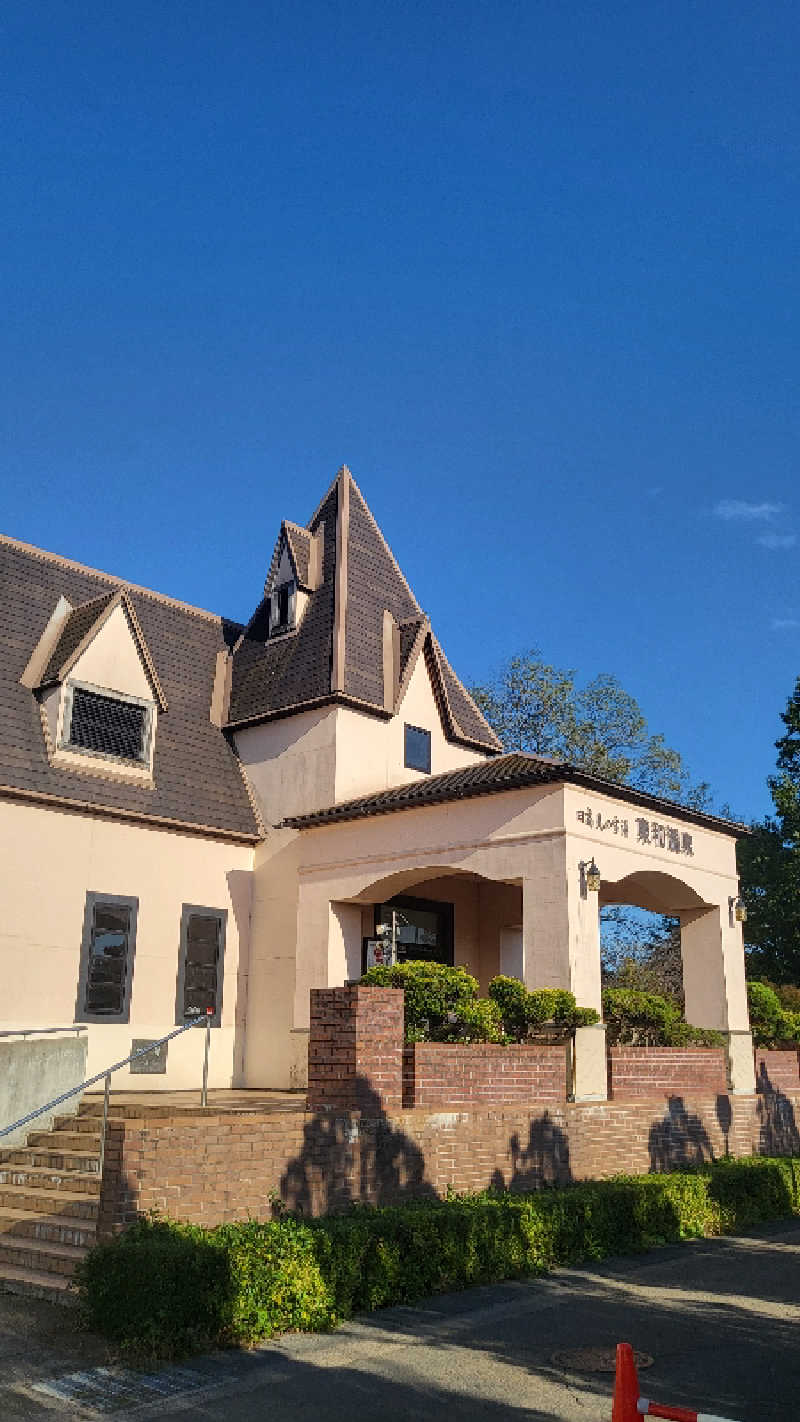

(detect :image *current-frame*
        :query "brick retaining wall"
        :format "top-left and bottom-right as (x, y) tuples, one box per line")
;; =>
(608, 1047), (728, 1099)
(98, 1086), (797, 1235)
(402, 1043), (567, 1108)
(754, 1049), (800, 1093)
(307, 985), (404, 1112)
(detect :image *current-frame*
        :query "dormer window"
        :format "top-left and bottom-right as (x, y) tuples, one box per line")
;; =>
(267, 580), (296, 637)
(62, 683), (154, 765)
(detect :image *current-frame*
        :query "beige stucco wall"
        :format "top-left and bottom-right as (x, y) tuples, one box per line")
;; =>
(334, 654), (486, 803)
(563, 783), (748, 1031)
(235, 708), (338, 825)
(242, 775), (749, 1087)
(0, 798), (253, 1093)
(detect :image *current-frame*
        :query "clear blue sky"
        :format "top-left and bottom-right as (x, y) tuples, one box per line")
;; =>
(3, 1), (798, 822)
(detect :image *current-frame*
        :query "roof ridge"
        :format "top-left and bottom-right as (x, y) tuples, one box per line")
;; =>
(0, 534), (226, 624)
(345, 469), (423, 614)
(431, 634), (503, 749)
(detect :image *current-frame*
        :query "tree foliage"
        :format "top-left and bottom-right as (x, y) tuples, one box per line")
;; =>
(471, 649), (711, 807)
(739, 676), (800, 983)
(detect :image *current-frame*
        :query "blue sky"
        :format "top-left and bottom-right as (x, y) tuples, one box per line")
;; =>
(2, 1), (798, 822)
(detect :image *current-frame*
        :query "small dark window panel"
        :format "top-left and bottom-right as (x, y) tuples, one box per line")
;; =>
(177, 906), (226, 1027)
(68, 687), (148, 763)
(404, 723), (431, 773)
(271, 580), (293, 633)
(76, 893), (138, 1023)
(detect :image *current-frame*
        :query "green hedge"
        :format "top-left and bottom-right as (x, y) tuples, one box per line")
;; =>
(358, 961), (598, 1042)
(602, 988), (725, 1047)
(77, 1157), (800, 1359)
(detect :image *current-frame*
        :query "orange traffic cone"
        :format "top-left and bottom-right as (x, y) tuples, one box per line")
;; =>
(612, 1342), (641, 1422)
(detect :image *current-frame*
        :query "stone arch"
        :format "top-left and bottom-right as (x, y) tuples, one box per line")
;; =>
(339, 863), (523, 989)
(600, 869), (710, 916)
(600, 869), (726, 1030)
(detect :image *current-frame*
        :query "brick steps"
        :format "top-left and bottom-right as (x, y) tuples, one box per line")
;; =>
(0, 1260), (75, 1301)
(0, 1165), (101, 1195)
(0, 1206), (97, 1249)
(0, 1110), (102, 1304)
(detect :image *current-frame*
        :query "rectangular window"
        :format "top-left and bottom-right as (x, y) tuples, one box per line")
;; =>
(65, 684), (151, 764)
(76, 892), (138, 1022)
(176, 906), (226, 1027)
(372, 896), (454, 969)
(404, 723), (431, 773)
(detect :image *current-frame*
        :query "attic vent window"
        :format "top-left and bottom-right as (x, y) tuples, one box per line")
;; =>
(266, 579), (296, 637)
(64, 685), (152, 764)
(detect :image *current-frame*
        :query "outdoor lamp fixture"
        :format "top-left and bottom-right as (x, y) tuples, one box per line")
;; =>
(579, 858), (601, 898)
(729, 895), (748, 925)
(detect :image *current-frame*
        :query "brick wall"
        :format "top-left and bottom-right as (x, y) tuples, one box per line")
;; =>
(608, 1047), (728, 1099)
(755, 1049), (800, 1093)
(403, 1043), (567, 1108)
(307, 985), (404, 1112)
(98, 1085), (800, 1234)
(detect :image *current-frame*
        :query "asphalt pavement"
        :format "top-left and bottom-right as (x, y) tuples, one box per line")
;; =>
(3, 1220), (799, 1420)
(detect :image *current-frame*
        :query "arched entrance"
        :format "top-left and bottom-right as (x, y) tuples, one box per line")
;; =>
(600, 870), (727, 1032)
(337, 865), (523, 990)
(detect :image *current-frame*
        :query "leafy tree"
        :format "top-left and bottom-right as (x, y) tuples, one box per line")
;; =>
(601, 909), (684, 1004)
(739, 677), (800, 982)
(472, 649), (711, 806)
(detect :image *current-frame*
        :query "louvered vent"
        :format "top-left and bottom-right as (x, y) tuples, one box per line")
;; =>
(68, 687), (149, 762)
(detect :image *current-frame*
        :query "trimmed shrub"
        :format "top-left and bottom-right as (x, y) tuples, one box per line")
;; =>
(77, 1158), (800, 1359)
(487, 978), (600, 1039)
(360, 962), (480, 1041)
(747, 980), (800, 1048)
(602, 988), (724, 1048)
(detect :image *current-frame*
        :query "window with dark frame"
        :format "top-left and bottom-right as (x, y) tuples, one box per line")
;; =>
(77, 893), (138, 1022)
(177, 906), (226, 1027)
(65, 685), (150, 764)
(372, 895), (454, 968)
(404, 723), (431, 773)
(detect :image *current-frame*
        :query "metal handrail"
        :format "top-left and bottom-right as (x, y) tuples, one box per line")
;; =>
(0, 1010), (215, 1178)
(0, 1026), (87, 1039)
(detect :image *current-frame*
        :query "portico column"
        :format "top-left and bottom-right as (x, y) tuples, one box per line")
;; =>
(522, 836), (607, 1100)
(681, 905), (754, 1093)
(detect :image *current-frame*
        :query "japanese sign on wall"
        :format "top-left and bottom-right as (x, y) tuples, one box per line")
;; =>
(576, 807), (693, 857)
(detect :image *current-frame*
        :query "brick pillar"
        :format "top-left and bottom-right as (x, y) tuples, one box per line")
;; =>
(307, 986), (404, 1113)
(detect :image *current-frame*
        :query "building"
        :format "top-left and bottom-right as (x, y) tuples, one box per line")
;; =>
(0, 466), (755, 1101)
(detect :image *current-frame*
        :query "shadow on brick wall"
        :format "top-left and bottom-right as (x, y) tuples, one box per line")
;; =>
(756, 1064), (800, 1157)
(280, 1076), (438, 1216)
(648, 1096), (714, 1172)
(491, 1114), (572, 1192)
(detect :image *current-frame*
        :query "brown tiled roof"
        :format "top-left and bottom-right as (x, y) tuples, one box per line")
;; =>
(40, 593), (115, 683)
(227, 467), (501, 753)
(284, 523), (312, 589)
(282, 751), (747, 836)
(229, 484), (338, 725)
(0, 538), (260, 841)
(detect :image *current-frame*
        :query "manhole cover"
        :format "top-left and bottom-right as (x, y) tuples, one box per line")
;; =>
(551, 1347), (653, 1374)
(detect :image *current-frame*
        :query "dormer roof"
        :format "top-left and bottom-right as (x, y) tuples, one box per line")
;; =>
(37, 588), (168, 710)
(227, 466), (502, 753)
(1, 536), (260, 842)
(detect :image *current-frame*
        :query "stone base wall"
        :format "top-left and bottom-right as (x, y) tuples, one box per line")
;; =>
(608, 1047), (728, 1099)
(403, 1043), (567, 1108)
(98, 1085), (800, 1235)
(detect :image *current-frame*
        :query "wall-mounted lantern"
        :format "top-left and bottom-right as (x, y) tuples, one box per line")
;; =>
(729, 895), (747, 926)
(579, 858), (601, 898)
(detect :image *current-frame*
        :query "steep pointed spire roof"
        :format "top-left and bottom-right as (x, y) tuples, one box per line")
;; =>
(226, 466), (501, 752)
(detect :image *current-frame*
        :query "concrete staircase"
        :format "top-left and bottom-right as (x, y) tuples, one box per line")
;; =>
(0, 1108), (102, 1303)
